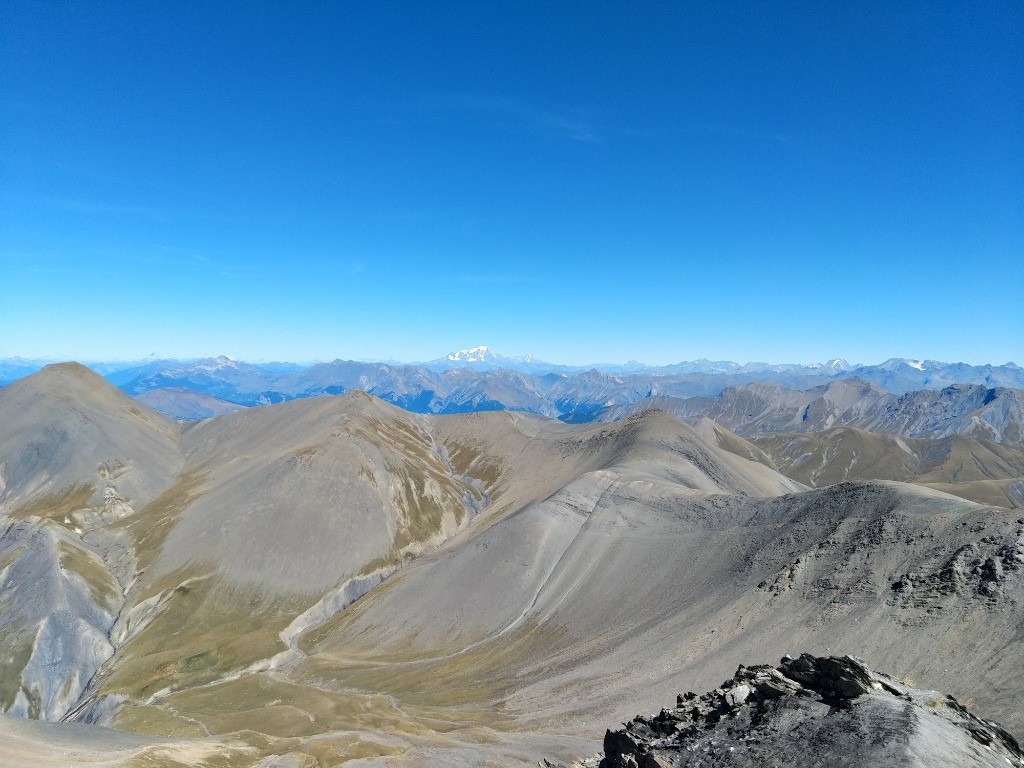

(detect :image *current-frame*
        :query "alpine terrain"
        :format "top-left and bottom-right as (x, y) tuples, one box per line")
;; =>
(0, 363), (1021, 767)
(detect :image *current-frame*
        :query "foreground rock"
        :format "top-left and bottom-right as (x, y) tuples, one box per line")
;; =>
(570, 654), (1023, 768)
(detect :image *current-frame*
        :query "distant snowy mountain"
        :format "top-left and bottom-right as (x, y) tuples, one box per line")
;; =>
(655, 358), (741, 375)
(110, 357), (297, 405)
(422, 346), (570, 373)
(445, 346), (501, 363)
(849, 359), (1024, 393)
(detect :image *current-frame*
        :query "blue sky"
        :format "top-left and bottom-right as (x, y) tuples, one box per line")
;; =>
(1, 2), (1021, 365)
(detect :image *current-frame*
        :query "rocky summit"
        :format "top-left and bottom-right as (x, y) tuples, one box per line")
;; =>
(556, 654), (1023, 768)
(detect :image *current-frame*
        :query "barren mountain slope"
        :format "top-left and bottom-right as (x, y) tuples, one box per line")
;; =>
(432, 408), (801, 522)
(73, 391), (503, 731)
(134, 387), (246, 420)
(5, 367), (799, 763)
(286, 481), (1022, 767)
(740, 427), (1024, 508)
(0, 364), (182, 722)
(2, 369), (515, 735)
(86, 409), (802, 752)
(0, 363), (181, 514)
(1, 367), (1021, 768)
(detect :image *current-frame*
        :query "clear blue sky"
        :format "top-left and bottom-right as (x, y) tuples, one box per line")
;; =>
(1, 1), (1021, 365)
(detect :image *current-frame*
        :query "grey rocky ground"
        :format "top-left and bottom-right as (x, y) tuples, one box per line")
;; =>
(551, 654), (1023, 768)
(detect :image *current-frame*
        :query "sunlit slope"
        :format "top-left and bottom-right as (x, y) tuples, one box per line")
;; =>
(304, 410), (800, 654)
(2, 366), (1021, 767)
(86, 392), (492, 720)
(151, 391), (480, 592)
(743, 426), (1024, 508)
(0, 367), (517, 733)
(94, 408), (803, 760)
(295, 481), (1024, 740)
(431, 408), (801, 522)
(0, 364), (181, 721)
(0, 362), (181, 520)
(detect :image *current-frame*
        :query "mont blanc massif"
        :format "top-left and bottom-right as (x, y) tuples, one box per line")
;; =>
(1, 348), (1022, 767)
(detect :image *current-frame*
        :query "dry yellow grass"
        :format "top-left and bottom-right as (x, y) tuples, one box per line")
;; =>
(8, 483), (96, 523)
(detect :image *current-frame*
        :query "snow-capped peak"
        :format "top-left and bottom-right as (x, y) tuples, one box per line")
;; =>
(906, 359), (926, 371)
(445, 346), (498, 363)
(196, 355), (240, 372)
(424, 347), (555, 372)
(826, 358), (850, 370)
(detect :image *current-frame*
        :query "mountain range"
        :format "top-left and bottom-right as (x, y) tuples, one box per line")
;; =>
(0, 363), (1022, 766)
(4, 351), (1023, 509)
(3, 350), (1023, 429)
(600, 377), (1024, 442)
(3, 348), (1022, 390)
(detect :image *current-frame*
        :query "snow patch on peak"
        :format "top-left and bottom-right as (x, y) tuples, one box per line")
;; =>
(906, 360), (926, 371)
(445, 346), (496, 362)
(196, 355), (240, 372)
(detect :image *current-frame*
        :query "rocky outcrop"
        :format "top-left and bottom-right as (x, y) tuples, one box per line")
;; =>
(567, 654), (1023, 768)
(0, 520), (123, 721)
(890, 526), (1024, 609)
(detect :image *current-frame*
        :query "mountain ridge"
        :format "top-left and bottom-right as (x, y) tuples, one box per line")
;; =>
(1, 363), (1022, 766)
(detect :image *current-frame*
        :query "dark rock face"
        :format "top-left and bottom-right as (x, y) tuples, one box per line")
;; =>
(590, 654), (1023, 768)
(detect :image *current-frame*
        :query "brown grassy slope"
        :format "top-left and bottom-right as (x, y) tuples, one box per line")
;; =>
(742, 426), (1024, 507)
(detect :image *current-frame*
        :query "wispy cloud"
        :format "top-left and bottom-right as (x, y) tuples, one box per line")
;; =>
(420, 94), (662, 144)
(0, 187), (172, 219)
(53, 198), (169, 217)
(2, 245), (266, 281)
(694, 123), (796, 145)
(0, 249), (91, 276)
(142, 246), (277, 279)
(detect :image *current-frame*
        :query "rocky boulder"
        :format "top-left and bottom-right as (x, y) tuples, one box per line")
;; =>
(551, 654), (1023, 768)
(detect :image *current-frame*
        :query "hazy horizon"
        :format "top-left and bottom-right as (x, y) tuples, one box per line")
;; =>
(2, 348), (1021, 370)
